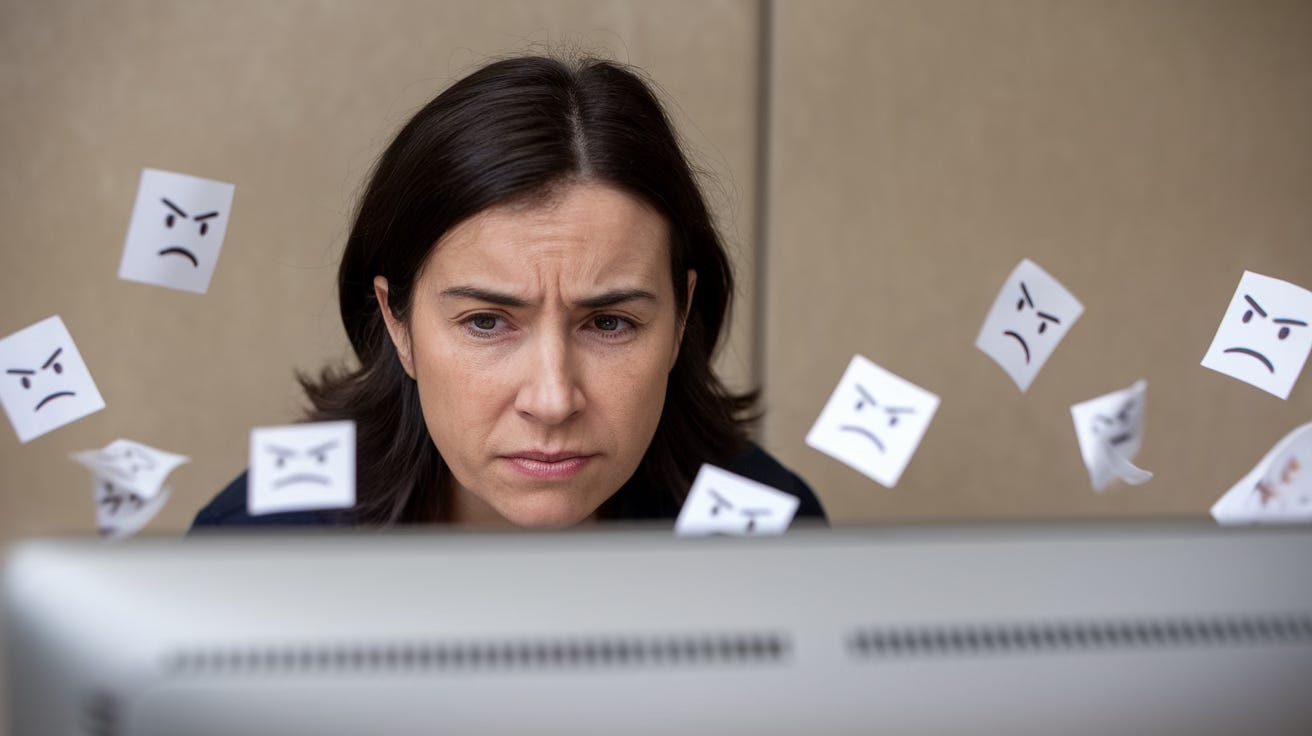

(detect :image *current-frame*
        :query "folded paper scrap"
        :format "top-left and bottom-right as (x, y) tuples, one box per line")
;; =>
(1070, 380), (1153, 493)
(1211, 421), (1312, 525)
(70, 438), (189, 539)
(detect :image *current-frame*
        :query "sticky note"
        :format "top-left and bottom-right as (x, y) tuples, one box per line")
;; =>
(248, 420), (356, 515)
(674, 464), (800, 536)
(1201, 271), (1312, 399)
(806, 355), (939, 488)
(118, 168), (235, 294)
(976, 258), (1084, 392)
(0, 316), (105, 443)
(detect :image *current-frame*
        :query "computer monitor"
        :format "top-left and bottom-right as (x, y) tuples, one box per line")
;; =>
(5, 523), (1312, 735)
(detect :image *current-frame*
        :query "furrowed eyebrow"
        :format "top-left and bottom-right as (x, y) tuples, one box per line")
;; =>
(161, 198), (187, 218)
(855, 384), (877, 406)
(441, 286), (529, 308)
(306, 440), (339, 455)
(1274, 318), (1307, 326)
(6, 369), (34, 375)
(1019, 282), (1034, 308)
(1036, 312), (1061, 324)
(1244, 294), (1267, 317)
(193, 211), (220, 221)
(574, 289), (658, 309)
(885, 406), (916, 414)
(264, 445), (296, 458)
(708, 490), (733, 508)
(42, 348), (63, 369)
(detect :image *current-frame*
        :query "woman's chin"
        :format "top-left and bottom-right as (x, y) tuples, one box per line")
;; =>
(497, 495), (600, 529)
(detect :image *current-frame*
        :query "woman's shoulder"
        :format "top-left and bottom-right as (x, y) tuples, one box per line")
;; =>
(724, 443), (828, 522)
(188, 471), (344, 531)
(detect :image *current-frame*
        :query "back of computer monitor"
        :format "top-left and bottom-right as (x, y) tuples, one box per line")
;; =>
(6, 524), (1312, 735)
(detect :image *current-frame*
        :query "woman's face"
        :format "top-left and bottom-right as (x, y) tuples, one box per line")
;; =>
(376, 183), (694, 527)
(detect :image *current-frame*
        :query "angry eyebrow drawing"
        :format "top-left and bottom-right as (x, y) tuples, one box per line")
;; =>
(1220, 294), (1308, 374)
(248, 421), (357, 516)
(1092, 398), (1138, 446)
(706, 489), (773, 533)
(673, 464), (800, 537)
(838, 383), (916, 453)
(1201, 272), (1312, 400)
(156, 197), (221, 267)
(6, 347), (72, 412)
(264, 440), (341, 489)
(98, 482), (146, 515)
(1003, 282), (1063, 364)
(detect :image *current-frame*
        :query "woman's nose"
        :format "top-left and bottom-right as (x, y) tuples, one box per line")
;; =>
(514, 330), (586, 425)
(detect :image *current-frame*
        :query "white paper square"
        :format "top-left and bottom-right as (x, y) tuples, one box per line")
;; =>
(975, 258), (1084, 392)
(0, 316), (105, 443)
(94, 479), (171, 540)
(118, 168), (235, 294)
(674, 464), (800, 536)
(1070, 380), (1153, 493)
(1200, 271), (1312, 400)
(805, 355), (940, 488)
(249, 420), (356, 515)
(1211, 422), (1312, 525)
(70, 438), (189, 501)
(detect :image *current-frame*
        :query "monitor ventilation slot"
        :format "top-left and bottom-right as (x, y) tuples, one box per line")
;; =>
(165, 632), (789, 676)
(849, 614), (1312, 660)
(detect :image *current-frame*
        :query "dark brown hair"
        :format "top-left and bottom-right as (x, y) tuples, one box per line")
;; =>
(302, 55), (754, 524)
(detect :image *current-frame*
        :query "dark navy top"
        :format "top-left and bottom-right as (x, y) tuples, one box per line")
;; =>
(190, 443), (826, 530)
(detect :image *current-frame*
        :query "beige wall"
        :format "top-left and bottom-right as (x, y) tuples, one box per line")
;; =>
(763, 0), (1312, 521)
(0, 0), (762, 544)
(1, 0), (1310, 547)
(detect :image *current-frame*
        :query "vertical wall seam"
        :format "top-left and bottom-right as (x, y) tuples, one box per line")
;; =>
(750, 0), (775, 442)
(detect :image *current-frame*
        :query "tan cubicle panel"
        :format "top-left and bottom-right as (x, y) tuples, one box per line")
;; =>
(761, 0), (1312, 522)
(0, 1), (764, 542)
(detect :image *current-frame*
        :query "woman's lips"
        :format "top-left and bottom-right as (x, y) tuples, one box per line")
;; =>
(502, 453), (595, 480)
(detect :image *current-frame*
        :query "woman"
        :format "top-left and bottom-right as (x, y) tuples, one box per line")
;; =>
(192, 55), (824, 528)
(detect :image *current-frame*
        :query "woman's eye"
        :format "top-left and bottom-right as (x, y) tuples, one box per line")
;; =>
(588, 314), (636, 338)
(462, 314), (508, 337)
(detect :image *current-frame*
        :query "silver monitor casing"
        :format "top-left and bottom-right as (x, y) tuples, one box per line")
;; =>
(5, 523), (1312, 736)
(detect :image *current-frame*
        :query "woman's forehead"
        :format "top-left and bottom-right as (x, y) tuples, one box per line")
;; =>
(424, 184), (673, 291)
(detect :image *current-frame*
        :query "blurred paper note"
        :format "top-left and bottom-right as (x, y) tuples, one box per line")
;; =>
(1200, 271), (1312, 400)
(806, 355), (939, 488)
(0, 316), (105, 443)
(118, 168), (235, 294)
(94, 479), (172, 540)
(1070, 380), (1153, 492)
(71, 438), (189, 501)
(976, 259), (1084, 393)
(675, 464), (799, 537)
(249, 420), (356, 515)
(1211, 422), (1312, 525)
